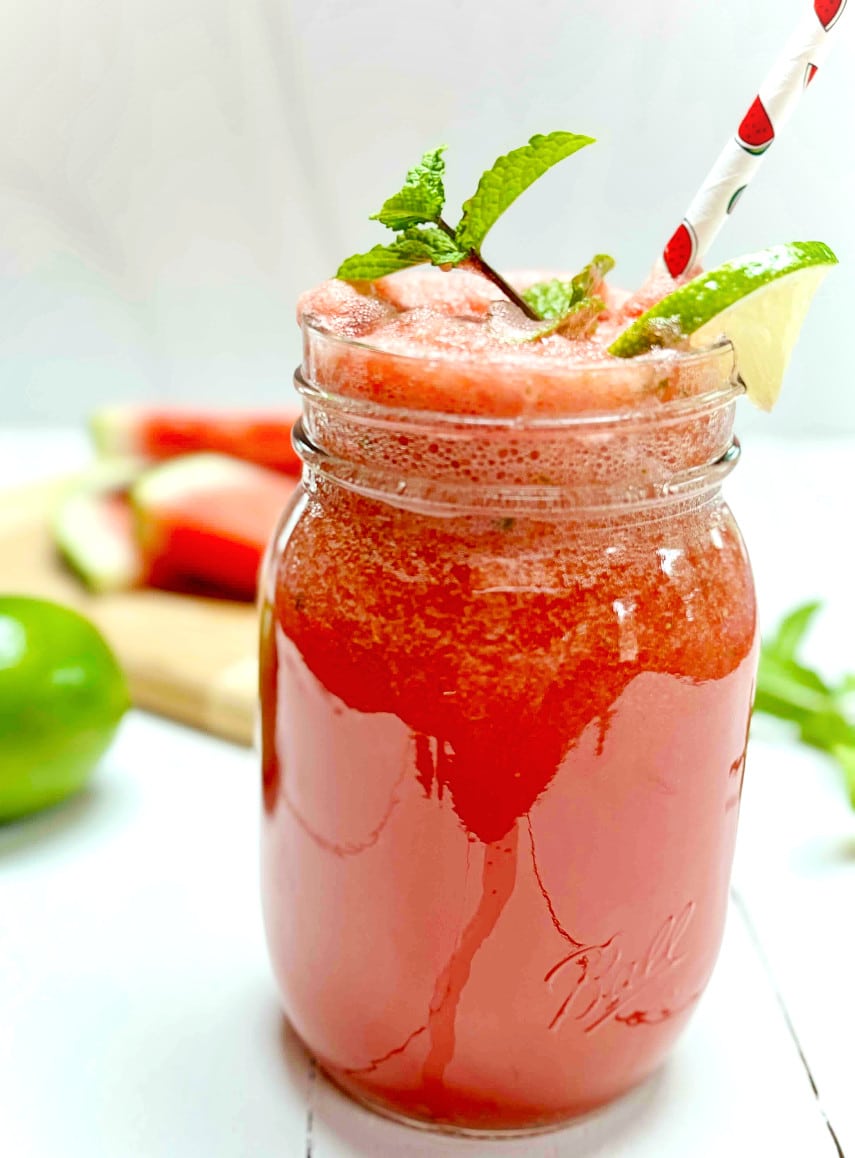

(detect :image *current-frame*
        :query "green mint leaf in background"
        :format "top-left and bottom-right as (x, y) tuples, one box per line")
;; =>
(754, 656), (829, 723)
(370, 146), (447, 230)
(800, 709), (855, 752)
(764, 599), (823, 663)
(830, 743), (855, 808)
(456, 132), (595, 252)
(754, 600), (855, 810)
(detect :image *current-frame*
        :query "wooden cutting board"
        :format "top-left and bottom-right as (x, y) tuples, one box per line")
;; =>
(0, 475), (257, 746)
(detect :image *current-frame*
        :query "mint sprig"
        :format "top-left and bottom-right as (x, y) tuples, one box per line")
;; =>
(755, 601), (855, 807)
(336, 132), (596, 320)
(456, 132), (594, 251)
(370, 146), (447, 231)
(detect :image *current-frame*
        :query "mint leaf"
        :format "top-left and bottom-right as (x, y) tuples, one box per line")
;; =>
(556, 296), (605, 338)
(801, 710), (855, 752)
(456, 132), (595, 252)
(754, 600), (855, 810)
(336, 227), (467, 281)
(765, 599), (823, 663)
(370, 146), (447, 230)
(522, 279), (577, 320)
(831, 743), (855, 807)
(755, 656), (831, 723)
(571, 253), (615, 299)
(337, 243), (430, 280)
(523, 255), (615, 321)
(400, 225), (467, 267)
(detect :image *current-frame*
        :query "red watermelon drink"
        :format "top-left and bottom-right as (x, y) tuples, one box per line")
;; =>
(259, 264), (757, 1133)
(259, 135), (834, 1134)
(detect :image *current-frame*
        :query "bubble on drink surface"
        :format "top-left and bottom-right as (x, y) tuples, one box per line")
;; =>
(296, 279), (395, 337)
(372, 267), (503, 318)
(369, 308), (497, 356)
(299, 270), (729, 421)
(366, 307), (603, 366)
(485, 301), (560, 343)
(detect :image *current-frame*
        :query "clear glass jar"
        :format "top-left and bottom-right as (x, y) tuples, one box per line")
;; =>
(259, 325), (757, 1136)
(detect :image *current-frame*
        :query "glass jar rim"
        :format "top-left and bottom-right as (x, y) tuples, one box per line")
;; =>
(299, 318), (745, 431)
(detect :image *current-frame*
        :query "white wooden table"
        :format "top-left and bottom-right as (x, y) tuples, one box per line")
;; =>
(2, 430), (852, 1158)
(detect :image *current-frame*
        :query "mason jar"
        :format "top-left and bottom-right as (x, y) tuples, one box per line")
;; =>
(259, 322), (757, 1136)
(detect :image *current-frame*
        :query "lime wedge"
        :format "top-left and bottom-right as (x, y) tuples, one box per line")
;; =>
(608, 242), (838, 409)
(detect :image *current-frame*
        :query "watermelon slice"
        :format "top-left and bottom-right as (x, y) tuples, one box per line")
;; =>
(815, 0), (846, 31)
(53, 460), (148, 593)
(91, 407), (302, 477)
(736, 96), (775, 155)
(132, 454), (297, 601)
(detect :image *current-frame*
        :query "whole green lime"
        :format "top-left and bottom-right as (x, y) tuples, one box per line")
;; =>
(0, 596), (129, 820)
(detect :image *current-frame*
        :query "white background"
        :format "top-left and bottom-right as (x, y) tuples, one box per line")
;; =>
(1, 0), (853, 432)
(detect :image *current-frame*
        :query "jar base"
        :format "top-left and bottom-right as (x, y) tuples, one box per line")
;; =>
(314, 1052), (664, 1140)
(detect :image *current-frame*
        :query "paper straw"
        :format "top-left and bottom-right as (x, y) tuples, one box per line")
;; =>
(661, 0), (848, 277)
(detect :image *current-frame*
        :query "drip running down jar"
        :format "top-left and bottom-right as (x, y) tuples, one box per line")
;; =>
(259, 322), (757, 1136)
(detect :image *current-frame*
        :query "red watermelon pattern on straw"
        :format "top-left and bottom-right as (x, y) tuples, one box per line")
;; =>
(736, 97), (775, 156)
(662, 0), (848, 277)
(815, 0), (846, 31)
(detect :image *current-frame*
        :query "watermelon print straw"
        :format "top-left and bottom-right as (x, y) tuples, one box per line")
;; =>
(662, 0), (848, 277)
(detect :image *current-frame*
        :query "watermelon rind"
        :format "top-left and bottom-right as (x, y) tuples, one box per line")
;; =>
(89, 407), (138, 458)
(131, 453), (272, 507)
(53, 459), (147, 593)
